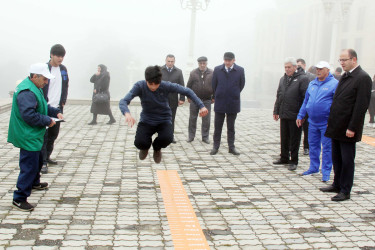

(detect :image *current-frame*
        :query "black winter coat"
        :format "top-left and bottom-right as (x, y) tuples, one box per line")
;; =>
(161, 65), (185, 108)
(273, 68), (309, 120)
(90, 70), (112, 115)
(325, 66), (372, 142)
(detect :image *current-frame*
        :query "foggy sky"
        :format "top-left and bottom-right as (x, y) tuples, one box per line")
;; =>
(0, 0), (275, 100)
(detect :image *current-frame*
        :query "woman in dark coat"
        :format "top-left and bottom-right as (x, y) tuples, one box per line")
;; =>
(88, 64), (116, 125)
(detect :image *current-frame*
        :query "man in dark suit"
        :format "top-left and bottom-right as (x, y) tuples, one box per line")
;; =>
(210, 52), (245, 156)
(321, 49), (372, 201)
(161, 54), (185, 143)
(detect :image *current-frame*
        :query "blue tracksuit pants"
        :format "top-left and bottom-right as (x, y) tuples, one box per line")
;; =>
(308, 124), (332, 179)
(13, 149), (43, 202)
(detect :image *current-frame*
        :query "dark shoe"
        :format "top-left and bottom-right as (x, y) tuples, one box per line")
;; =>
(172, 139), (177, 144)
(288, 164), (297, 171)
(273, 159), (288, 165)
(153, 150), (162, 163)
(229, 148), (240, 155)
(202, 139), (210, 144)
(107, 119), (116, 125)
(12, 200), (34, 212)
(187, 138), (194, 143)
(139, 149), (149, 160)
(303, 149), (309, 155)
(210, 148), (218, 155)
(32, 182), (49, 190)
(41, 165), (48, 174)
(88, 120), (97, 125)
(331, 192), (350, 201)
(319, 185), (340, 193)
(47, 158), (58, 165)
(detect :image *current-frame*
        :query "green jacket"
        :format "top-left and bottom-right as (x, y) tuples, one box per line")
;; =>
(8, 77), (48, 151)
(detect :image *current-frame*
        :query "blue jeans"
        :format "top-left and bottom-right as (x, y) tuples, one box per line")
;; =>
(13, 149), (43, 202)
(308, 124), (332, 178)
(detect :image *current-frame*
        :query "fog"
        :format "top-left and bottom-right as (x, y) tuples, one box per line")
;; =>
(1, 0), (374, 109)
(0, 0), (274, 101)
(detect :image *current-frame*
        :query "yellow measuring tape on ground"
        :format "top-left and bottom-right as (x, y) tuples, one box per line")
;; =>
(362, 135), (375, 147)
(157, 170), (210, 250)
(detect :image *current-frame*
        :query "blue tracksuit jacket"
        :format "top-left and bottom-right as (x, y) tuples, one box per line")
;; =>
(297, 73), (338, 126)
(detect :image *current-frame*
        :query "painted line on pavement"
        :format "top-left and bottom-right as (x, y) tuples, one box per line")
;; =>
(362, 135), (375, 147)
(157, 170), (210, 250)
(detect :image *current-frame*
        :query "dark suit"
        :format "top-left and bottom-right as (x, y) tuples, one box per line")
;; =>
(325, 66), (372, 194)
(211, 63), (245, 150)
(161, 65), (185, 138)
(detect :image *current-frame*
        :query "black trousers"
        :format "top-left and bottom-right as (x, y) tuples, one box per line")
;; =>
(170, 106), (177, 138)
(134, 122), (173, 151)
(303, 119), (309, 150)
(42, 122), (61, 165)
(280, 119), (302, 164)
(213, 112), (237, 150)
(332, 139), (356, 194)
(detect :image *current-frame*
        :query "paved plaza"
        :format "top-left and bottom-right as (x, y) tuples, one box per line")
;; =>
(0, 103), (375, 249)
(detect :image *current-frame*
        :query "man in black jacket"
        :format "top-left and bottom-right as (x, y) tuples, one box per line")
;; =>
(297, 58), (316, 156)
(161, 54), (185, 143)
(320, 49), (372, 201)
(273, 57), (309, 171)
(41, 44), (69, 174)
(186, 56), (213, 144)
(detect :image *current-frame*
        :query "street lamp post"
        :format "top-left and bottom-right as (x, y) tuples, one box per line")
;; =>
(180, 0), (210, 73)
(322, 0), (353, 67)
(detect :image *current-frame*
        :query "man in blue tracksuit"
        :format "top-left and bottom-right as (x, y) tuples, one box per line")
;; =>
(296, 61), (338, 182)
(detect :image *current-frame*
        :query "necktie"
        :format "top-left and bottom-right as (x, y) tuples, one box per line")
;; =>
(168, 68), (172, 73)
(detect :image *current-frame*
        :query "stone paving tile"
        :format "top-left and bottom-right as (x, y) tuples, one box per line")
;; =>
(0, 104), (375, 249)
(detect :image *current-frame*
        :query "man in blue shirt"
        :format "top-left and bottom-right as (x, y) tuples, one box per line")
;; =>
(119, 66), (208, 163)
(297, 61), (338, 182)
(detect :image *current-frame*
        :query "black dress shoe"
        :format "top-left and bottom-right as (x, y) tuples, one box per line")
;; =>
(88, 121), (97, 125)
(303, 149), (309, 155)
(153, 150), (162, 163)
(139, 149), (149, 160)
(331, 192), (350, 201)
(319, 185), (340, 193)
(47, 159), (58, 165)
(41, 165), (48, 174)
(187, 138), (194, 142)
(288, 164), (297, 171)
(229, 148), (240, 155)
(107, 119), (116, 125)
(172, 139), (177, 144)
(273, 159), (288, 165)
(210, 148), (218, 155)
(202, 139), (210, 144)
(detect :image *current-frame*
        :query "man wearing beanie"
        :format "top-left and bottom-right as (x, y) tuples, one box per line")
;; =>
(41, 44), (69, 174)
(210, 52), (245, 155)
(8, 63), (63, 211)
(186, 56), (213, 144)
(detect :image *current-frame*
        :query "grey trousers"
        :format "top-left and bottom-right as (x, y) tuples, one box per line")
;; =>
(188, 100), (211, 140)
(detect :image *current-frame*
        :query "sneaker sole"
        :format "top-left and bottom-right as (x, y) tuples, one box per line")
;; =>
(12, 204), (34, 211)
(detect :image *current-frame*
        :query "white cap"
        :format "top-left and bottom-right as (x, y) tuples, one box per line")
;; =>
(315, 61), (330, 69)
(29, 63), (55, 79)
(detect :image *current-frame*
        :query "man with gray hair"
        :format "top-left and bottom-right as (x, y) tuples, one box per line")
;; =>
(273, 57), (309, 171)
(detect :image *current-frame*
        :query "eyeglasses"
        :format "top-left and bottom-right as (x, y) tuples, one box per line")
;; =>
(338, 58), (352, 63)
